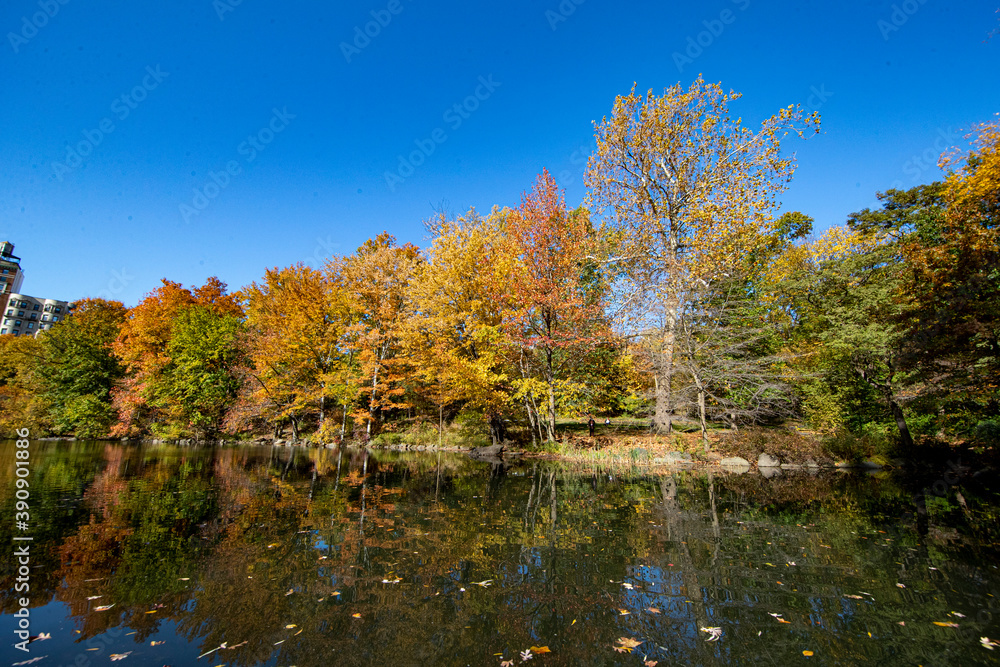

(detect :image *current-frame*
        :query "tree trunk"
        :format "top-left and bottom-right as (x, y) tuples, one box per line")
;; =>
(488, 413), (506, 446)
(524, 398), (538, 447)
(545, 384), (557, 443)
(697, 386), (709, 450)
(887, 394), (914, 450)
(654, 291), (679, 432)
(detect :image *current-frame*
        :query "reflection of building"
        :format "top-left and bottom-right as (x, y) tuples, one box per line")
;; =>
(0, 241), (25, 316)
(2, 294), (70, 337)
(0, 241), (71, 338)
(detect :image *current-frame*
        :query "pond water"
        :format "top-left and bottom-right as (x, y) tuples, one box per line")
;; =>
(2, 441), (999, 666)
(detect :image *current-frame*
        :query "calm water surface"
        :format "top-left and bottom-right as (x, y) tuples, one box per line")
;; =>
(2, 441), (999, 666)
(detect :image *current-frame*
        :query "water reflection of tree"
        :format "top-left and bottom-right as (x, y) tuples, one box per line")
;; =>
(10, 443), (1000, 665)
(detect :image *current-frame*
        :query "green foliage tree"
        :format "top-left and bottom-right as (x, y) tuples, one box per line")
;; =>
(35, 298), (127, 438)
(154, 306), (244, 439)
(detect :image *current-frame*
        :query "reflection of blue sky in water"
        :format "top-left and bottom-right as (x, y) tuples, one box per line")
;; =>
(2, 441), (999, 666)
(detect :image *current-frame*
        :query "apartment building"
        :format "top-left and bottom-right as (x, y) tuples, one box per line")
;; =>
(1, 293), (71, 337)
(0, 241), (25, 316)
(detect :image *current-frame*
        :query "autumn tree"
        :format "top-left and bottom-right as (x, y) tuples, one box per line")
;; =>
(403, 210), (518, 445)
(333, 233), (420, 437)
(242, 264), (349, 441)
(502, 171), (615, 442)
(585, 76), (820, 432)
(111, 277), (243, 437)
(0, 334), (48, 437)
(899, 119), (1000, 432)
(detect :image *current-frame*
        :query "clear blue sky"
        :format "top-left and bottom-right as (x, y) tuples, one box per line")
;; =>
(2, 0), (997, 306)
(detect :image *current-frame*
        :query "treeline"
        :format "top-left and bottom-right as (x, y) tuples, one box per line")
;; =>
(1, 79), (996, 451)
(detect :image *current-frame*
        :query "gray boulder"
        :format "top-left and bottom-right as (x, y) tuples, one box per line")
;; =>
(720, 457), (751, 473)
(758, 453), (781, 468)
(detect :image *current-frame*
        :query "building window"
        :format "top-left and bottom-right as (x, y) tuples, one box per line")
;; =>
(32, 304), (39, 310)
(30, 313), (36, 320)
(52, 316), (59, 322)
(42, 315), (48, 321)
(0, 328), (5, 334)
(55, 307), (62, 314)
(27, 323), (33, 329)
(15, 320), (21, 326)
(18, 311), (24, 317)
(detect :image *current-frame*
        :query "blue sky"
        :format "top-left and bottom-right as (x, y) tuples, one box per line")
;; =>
(1, 0), (997, 306)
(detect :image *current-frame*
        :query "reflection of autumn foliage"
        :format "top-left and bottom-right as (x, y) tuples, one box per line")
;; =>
(29, 442), (1000, 667)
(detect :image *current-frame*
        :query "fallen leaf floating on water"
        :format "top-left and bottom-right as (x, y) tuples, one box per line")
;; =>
(178, 578), (190, 581)
(982, 637), (999, 650)
(530, 646), (550, 654)
(109, 653), (131, 661)
(612, 638), (641, 654)
(197, 642), (229, 659)
(803, 650), (814, 657)
(618, 609), (630, 616)
(94, 604), (115, 611)
(896, 583), (906, 589)
(622, 582), (634, 589)
(520, 648), (533, 661)
(285, 624), (297, 629)
(382, 578), (401, 584)
(500, 661), (514, 667)
(86, 596), (102, 600)
(472, 580), (493, 587)
(285, 589), (295, 596)
(646, 607), (661, 614)
(933, 622), (960, 628)
(645, 661), (658, 667)
(844, 595), (864, 600)
(12, 658), (47, 666)
(701, 627), (723, 642)
(898, 622), (905, 626)
(150, 641), (165, 646)
(352, 613), (362, 619)
(951, 612), (966, 618)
